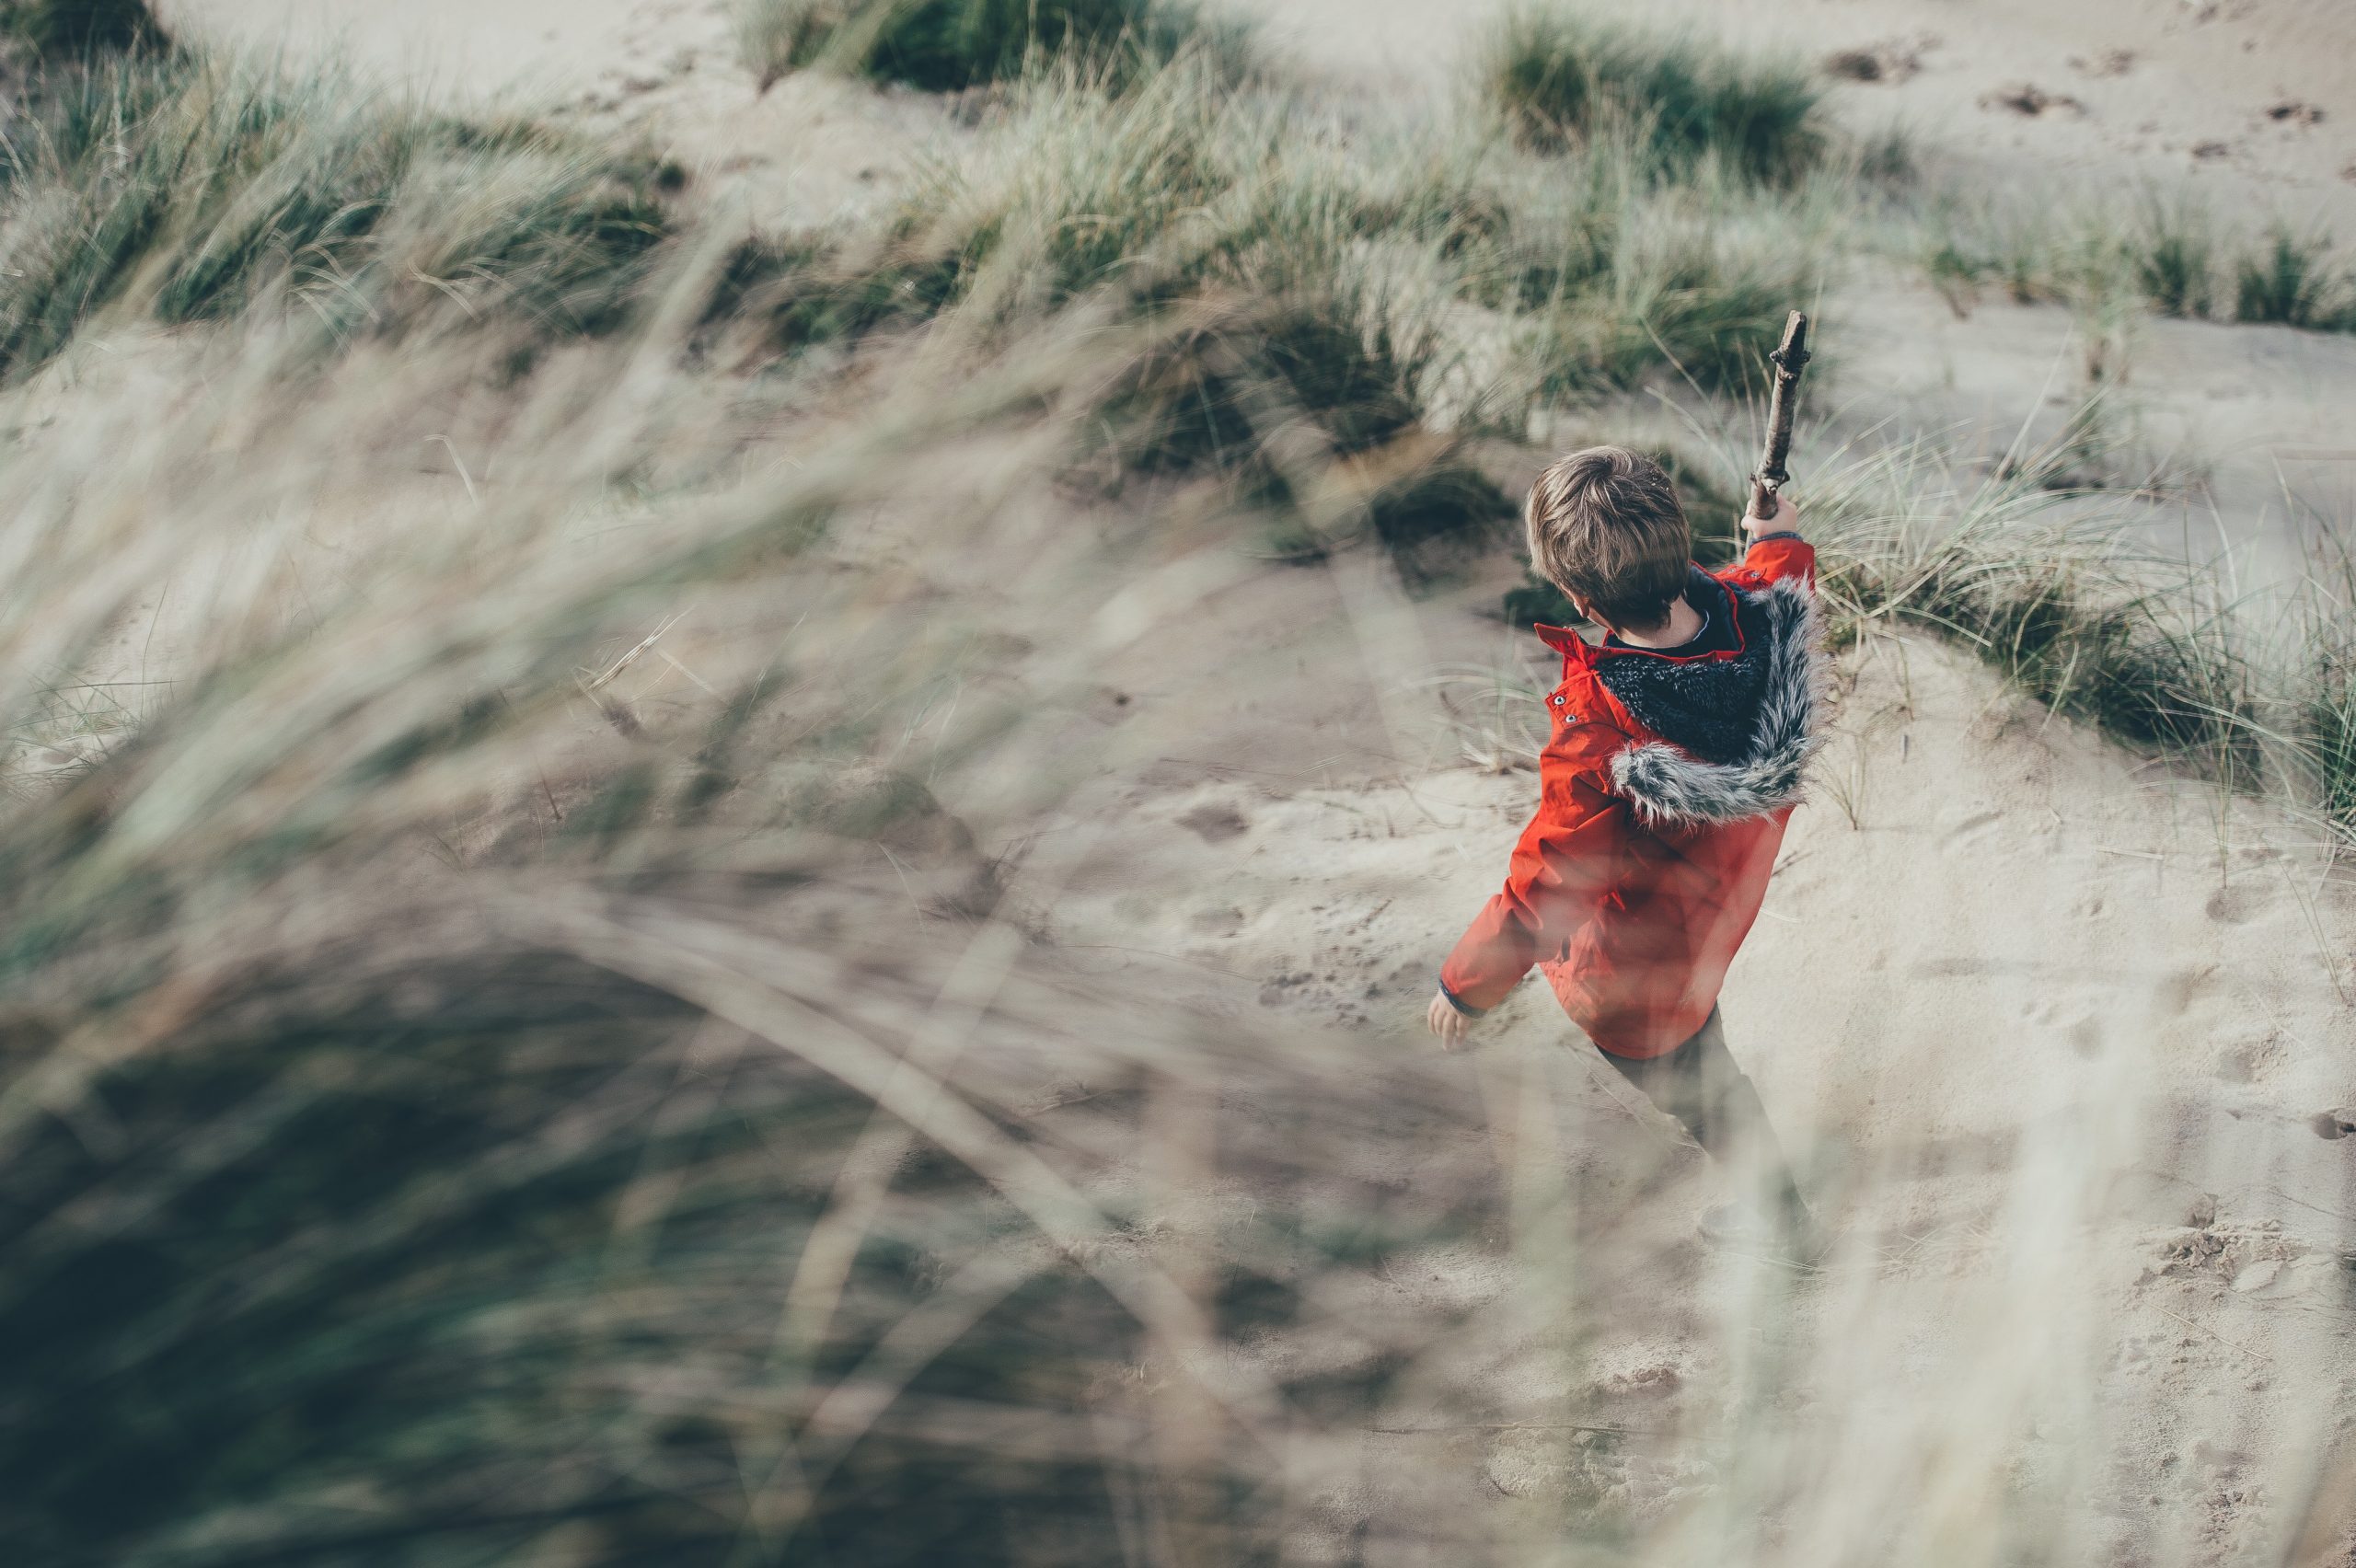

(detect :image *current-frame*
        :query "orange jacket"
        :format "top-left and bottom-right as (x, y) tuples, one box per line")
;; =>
(1439, 535), (1821, 1058)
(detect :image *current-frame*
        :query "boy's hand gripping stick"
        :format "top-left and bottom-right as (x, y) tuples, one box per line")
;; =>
(1748, 311), (1811, 524)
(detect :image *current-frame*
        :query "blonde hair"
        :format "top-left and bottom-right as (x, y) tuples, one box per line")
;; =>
(1524, 446), (1692, 631)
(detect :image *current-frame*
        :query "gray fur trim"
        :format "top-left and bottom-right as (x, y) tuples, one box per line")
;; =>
(1607, 578), (1826, 829)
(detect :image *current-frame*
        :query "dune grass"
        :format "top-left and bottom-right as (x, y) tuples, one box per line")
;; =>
(7, 24), (2356, 1568)
(2231, 225), (2352, 329)
(0, 50), (671, 381)
(1799, 426), (2271, 782)
(0, 291), (1571, 1566)
(1925, 192), (2356, 334)
(1477, 6), (1825, 183)
(736, 62), (1523, 569)
(733, 0), (1253, 94)
(703, 64), (1813, 574)
(0, 0), (161, 54)
(2316, 662), (2356, 848)
(2130, 195), (2217, 319)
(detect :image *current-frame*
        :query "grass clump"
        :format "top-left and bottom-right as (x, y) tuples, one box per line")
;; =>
(2313, 656), (2356, 849)
(1511, 233), (1798, 397)
(698, 230), (960, 357)
(0, 52), (671, 380)
(1806, 434), (2263, 776)
(2231, 225), (2351, 329)
(734, 0), (1252, 94)
(890, 66), (1515, 570)
(2131, 197), (2216, 318)
(0, 298), (1570, 1567)
(1478, 6), (1826, 183)
(1101, 256), (1514, 572)
(0, 0), (160, 55)
(1444, 137), (1821, 399)
(1923, 193), (2356, 335)
(918, 55), (1238, 316)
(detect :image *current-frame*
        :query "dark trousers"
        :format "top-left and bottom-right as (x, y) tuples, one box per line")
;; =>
(1600, 1008), (1807, 1216)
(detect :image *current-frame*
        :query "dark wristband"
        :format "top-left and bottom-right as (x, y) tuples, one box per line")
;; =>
(1748, 530), (1804, 544)
(1438, 981), (1487, 1019)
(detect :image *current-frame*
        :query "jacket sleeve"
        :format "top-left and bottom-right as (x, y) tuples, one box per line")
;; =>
(1734, 530), (1815, 589)
(1438, 740), (1635, 1014)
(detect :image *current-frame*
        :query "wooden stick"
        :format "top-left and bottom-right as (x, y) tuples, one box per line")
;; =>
(1748, 311), (1812, 522)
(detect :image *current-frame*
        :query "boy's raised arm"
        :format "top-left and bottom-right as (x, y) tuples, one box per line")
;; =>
(1737, 493), (1812, 587)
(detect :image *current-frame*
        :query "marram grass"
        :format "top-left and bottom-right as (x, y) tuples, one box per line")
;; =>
(733, 0), (1253, 95)
(1, 29), (2352, 1568)
(0, 304), (1535, 1567)
(1477, 6), (1826, 183)
(0, 50), (671, 381)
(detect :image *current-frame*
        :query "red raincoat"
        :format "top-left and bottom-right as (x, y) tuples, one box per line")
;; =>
(1439, 535), (1819, 1059)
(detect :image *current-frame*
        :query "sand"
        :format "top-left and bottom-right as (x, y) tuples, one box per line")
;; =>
(117, 0), (2356, 1558)
(1035, 525), (2356, 1560)
(161, 0), (2356, 227)
(156, 0), (2356, 574)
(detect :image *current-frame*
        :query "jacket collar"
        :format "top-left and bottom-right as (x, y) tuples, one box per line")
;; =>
(1532, 566), (1740, 665)
(1603, 576), (1826, 829)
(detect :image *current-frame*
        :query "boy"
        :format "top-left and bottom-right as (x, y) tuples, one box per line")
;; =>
(1426, 446), (1821, 1250)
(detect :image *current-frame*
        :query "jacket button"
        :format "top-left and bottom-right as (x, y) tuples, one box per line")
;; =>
(1552, 695), (1565, 706)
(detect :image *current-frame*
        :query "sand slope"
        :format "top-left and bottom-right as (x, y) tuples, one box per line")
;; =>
(1057, 592), (2356, 1561)
(161, 0), (2356, 227)
(118, 0), (2356, 1557)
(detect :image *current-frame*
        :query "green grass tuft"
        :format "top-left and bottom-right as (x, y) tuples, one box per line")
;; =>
(0, 0), (161, 55)
(0, 52), (671, 380)
(1923, 194), (2356, 337)
(875, 65), (1516, 570)
(1478, 6), (1826, 183)
(734, 0), (1253, 94)
(1444, 136), (1820, 399)
(2231, 225), (2345, 328)
(1803, 434), (2267, 778)
(2131, 197), (2216, 319)
(2310, 642), (2356, 848)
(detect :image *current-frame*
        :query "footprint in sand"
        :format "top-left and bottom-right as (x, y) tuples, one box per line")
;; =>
(2152, 965), (2218, 1018)
(2203, 885), (2260, 925)
(2212, 1032), (2280, 1083)
(1188, 905), (1246, 937)
(2024, 995), (2106, 1056)
(1177, 801), (1250, 843)
(1936, 805), (2003, 854)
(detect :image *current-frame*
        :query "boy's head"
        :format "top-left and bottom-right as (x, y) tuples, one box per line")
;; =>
(1525, 446), (1691, 634)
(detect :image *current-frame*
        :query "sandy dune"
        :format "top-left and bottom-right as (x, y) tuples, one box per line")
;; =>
(123, 0), (2356, 1558)
(164, 0), (2356, 230)
(1027, 512), (2356, 1558)
(157, 0), (2356, 576)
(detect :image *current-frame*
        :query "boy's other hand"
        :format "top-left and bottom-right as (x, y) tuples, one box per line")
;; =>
(1426, 989), (1472, 1051)
(1742, 491), (1800, 536)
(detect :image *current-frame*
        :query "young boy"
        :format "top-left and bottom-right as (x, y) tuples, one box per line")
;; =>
(1426, 446), (1821, 1248)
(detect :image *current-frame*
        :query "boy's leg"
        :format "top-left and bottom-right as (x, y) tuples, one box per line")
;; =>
(1599, 1009), (1811, 1230)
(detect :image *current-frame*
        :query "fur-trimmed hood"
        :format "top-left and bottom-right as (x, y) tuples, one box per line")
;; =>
(1549, 573), (1827, 831)
(1605, 576), (1824, 828)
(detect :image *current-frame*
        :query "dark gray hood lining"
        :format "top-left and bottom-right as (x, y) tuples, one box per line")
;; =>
(1604, 577), (1826, 829)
